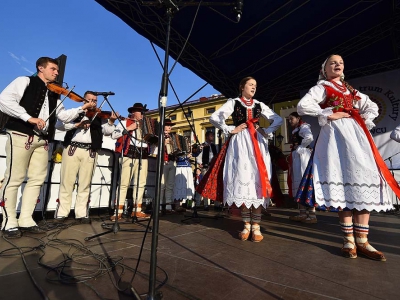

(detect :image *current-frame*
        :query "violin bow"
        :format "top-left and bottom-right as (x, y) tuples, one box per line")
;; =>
(34, 85), (78, 136)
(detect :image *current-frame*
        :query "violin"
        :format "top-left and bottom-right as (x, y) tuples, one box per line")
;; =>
(47, 82), (85, 102)
(85, 109), (126, 120)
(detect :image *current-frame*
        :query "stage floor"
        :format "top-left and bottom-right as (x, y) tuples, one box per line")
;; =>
(0, 208), (399, 300)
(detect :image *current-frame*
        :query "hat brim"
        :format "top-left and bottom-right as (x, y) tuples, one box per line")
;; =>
(128, 107), (149, 113)
(165, 122), (176, 126)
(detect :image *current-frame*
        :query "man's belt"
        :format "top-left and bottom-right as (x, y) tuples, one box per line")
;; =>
(70, 141), (92, 149)
(126, 145), (149, 159)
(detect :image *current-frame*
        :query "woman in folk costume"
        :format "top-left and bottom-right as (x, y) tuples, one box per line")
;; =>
(297, 54), (399, 261)
(173, 151), (194, 211)
(287, 112), (316, 223)
(201, 76), (283, 242)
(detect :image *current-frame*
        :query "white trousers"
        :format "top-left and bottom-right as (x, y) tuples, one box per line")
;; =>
(1, 131), (48, 230)
(55, 146), (97, 219)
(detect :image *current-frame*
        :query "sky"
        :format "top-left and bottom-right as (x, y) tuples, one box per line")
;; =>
(0, 0), (219, 114)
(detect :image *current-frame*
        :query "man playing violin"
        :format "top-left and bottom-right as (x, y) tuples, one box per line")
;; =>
(111, 102), (150, 220)
(54, 91), (118, 223)
(0, 57), (95, 238)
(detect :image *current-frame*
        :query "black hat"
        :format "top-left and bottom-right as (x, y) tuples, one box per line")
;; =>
(127, 102), (148, 113)
(164, 118), (176, 126)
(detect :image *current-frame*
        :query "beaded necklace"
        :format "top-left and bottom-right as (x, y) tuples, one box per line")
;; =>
(330, 80), (347, 93)
(240, 97), (254, 120)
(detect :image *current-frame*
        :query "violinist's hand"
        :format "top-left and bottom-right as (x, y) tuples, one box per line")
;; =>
(187, 153), (192, 158)
(230, 123), (247, 134)
(328, 112), (350, 120)
(109, 112), (119, 123)
(82, 101), (96, 110)
(126, 121), (138, 131)
(76, 120), (91, 130)
(28, 117), (46, 130)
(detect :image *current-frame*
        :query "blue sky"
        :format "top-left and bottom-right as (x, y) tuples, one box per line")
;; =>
(0, 0), (219, 114)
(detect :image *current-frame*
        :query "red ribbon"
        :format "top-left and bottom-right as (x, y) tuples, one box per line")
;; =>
(346, 108), (400, 199)
(245, 118), (272, 198)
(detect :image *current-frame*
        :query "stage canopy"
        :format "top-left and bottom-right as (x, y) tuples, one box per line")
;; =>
(95, 0), (400, 103)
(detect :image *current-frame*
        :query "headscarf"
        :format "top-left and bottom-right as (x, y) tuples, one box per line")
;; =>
(318, 55), (345, 82)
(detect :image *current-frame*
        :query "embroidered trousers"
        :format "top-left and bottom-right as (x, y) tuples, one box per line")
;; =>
(1, 130), (48, 230)
(55, 146), (97, 219)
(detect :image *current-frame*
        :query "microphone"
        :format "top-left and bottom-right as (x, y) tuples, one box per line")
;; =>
(93, 91), (115, 96)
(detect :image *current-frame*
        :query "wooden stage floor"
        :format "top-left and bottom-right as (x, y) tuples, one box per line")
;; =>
(0, 208), (399, 300)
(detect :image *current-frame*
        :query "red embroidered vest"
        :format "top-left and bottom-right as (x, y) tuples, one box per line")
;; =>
(115, 119), (135, 155)
(320, 85), (355, 112)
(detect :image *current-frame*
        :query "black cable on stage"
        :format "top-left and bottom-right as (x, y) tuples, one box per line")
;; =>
(2, 235), (49, 300)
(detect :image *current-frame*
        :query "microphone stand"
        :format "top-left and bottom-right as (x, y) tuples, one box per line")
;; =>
(85, 95), (148, 241)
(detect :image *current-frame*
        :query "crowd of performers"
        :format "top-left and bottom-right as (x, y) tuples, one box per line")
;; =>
(0, 55), (399, 263)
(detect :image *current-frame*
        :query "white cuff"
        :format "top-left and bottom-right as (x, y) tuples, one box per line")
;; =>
(20, 113), (32, 122)
(318, 107), (333, 126)
(365, 119), (375, 130)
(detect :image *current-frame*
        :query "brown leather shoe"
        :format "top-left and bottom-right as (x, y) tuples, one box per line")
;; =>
(132, 211), (151, 218)
(239, 224), (251, 241)
(356, 242), (386, 261)
(251, 224), (264, 242)
(341, 237), (357, 259)
(289, 215), (307, 222)
(110, 214), (122, 221)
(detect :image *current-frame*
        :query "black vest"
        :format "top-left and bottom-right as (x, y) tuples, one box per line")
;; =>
(291, 129), (303, 148)
(5, 76), (58, 140)
(63, 114), (103, 150)
(232, 100), (262, 126)
(202, 143), (217, 166)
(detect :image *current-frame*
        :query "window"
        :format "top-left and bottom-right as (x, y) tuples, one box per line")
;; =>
(170, 114), (177, 121)
(206, 107), (216, 114)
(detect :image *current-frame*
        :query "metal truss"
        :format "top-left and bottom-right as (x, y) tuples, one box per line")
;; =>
(258, 2), (400, 102)
(210, 0), (311, 59)
(96, 0), (399, 104)
(233, 0), (384, 79)
(98, 0), (238, 96)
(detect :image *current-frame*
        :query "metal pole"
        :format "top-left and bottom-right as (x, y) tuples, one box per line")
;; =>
(147, 8), (173, 300)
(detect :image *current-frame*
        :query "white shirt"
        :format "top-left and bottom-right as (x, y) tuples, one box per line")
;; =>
(0, 76), (84, 131)
(111, 119), (148, 148)
(55, 115), (115, 143)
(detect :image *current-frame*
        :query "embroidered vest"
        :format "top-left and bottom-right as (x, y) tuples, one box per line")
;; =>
(63, 113), (103, 150)
(232, 99), (261, 126)
(115, 119), (134, 155)
(320, 85), (355, 112)
(5, 76), (58, 140)
(291, 129), (303, 147)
